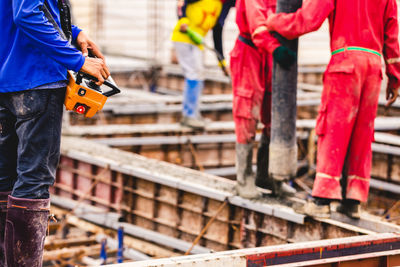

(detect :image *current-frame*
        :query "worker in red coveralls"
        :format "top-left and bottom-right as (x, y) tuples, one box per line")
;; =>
(266, 0), (400, 218)
(231, 0), (297, 198)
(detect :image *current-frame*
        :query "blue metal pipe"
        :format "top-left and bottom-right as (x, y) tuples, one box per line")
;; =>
(117, 226), (124, 263)
(100, 238), (107, 265)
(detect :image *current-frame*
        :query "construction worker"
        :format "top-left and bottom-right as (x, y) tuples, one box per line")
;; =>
(266, 0), (400, 218)
(0, 0), (109, 265)
(172, 0), (235, 130)
(231, 0), (297, 198)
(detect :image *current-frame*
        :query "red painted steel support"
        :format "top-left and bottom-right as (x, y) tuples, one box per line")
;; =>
(246, 234), (400, 266)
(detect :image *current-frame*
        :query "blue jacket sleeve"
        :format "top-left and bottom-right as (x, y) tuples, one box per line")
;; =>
(71, 25), (82, 42)
(12, 0), (85, 72)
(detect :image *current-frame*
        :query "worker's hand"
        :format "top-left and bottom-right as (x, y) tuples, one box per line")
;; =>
(76, 31), (106, 61)
(272, 46), (296, 70)
(386, 86), (399, 107)
(180, 23), (189, 33)
(80, 57), (108, 86)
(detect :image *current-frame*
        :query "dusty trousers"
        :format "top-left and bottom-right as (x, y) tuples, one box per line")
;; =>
(312, 52), (382, 202)
(230, 38), (272, 144)
(0, 88), (65, 199)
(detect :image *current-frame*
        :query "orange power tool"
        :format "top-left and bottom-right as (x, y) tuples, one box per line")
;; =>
(64, 71), (121, 118)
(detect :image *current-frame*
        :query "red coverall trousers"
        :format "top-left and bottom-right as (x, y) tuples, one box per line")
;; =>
(231, 0), (280, 144)
(266, 0), (400, 202)
(313, 52), (382, 202)
(230, 40), (272, 144)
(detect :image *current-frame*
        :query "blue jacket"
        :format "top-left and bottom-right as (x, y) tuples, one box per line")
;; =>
(0, 0), (85, 92)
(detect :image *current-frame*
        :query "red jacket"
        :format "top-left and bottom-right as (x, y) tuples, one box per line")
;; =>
(235, 0), (280, 54)
(266, 0), (400, 89)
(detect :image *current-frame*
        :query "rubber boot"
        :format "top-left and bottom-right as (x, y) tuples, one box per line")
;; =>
(255, 133), (296, 196)
(337, 199), (361, 219)
(0, 192), (10, 267)
(294, 197), (331, 218)
(5, 196), (50, 267)
(180, 116), (206, 130)
(297, 201), (331, 218)
(255, 133), (273, 189)
(235, 143), (261, 199)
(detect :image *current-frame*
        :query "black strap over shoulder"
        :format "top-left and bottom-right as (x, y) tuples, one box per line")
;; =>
(42, 0), (72, 43)
(57, 0), (72, 42)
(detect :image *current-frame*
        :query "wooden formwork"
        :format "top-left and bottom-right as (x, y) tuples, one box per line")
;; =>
(62, 119), (400, 182)
(61, 119), (400, 224)
(52, 137), (400, 256)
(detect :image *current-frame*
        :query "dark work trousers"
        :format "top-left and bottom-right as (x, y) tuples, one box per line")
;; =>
(0, 88), (65, 199)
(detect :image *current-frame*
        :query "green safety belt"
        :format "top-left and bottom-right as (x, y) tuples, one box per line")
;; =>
(331, 46), (382, 57)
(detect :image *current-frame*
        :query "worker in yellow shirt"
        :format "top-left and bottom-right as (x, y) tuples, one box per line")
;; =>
(172, 0), (235, 129)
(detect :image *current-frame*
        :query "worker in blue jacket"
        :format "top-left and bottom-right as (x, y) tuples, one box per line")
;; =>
(0, 0), (109, 265)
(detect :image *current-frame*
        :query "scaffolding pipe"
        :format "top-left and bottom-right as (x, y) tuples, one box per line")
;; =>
(269, 0), (302, 181)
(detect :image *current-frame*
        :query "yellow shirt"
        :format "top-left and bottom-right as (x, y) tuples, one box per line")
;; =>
(171, 0), (223, 47)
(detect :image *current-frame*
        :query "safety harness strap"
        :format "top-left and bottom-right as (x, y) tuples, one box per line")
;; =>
(42, 0), (72, 43)
(238, 35), (256, 49)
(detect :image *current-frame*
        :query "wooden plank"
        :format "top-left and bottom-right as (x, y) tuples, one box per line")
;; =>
(44, 236), (98, 250)
(43, 244), (102, 261)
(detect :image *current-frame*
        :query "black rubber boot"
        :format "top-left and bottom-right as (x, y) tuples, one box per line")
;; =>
(0, 192), (10, 267)
(337, 199), (361, 219)
(255, 134), (273, 189)
(5, 196), (50, 267)
(255, 134), (296, 196)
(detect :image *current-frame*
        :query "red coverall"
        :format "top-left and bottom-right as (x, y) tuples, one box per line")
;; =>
(266, 0), (400, 202)
(230, 0), (280, 144)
